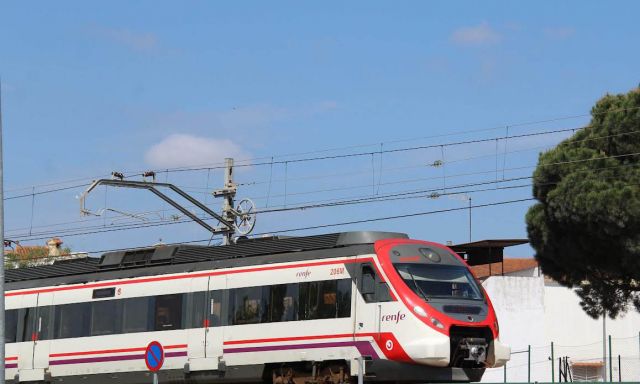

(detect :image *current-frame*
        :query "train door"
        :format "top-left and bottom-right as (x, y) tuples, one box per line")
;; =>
(187, 277), (209, 360)
(32, 292), (54, 370)
(16, 294), (38, 374)
(353, 262), (394, 349)
(205, 275), (226, 363)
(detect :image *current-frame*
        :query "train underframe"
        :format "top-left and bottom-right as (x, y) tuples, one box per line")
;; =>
(16, 360), (483, 384)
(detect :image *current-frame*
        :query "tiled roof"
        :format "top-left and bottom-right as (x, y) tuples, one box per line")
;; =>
(571, 361), (604, 367)
(469, 258), (538, 279)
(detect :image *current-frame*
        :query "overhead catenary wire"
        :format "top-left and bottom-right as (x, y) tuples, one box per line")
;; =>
(6, 104), (640, 195)
(12, 166), (640, 244)
(5, 124), (640, 203)
(46, 196), (539, 257)
(7, 152), (640, 241)
(113, 104), (640, 175)
(9, 157), (635, 241)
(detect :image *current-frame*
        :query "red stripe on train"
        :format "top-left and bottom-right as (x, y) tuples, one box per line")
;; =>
(7, 257), (383, 297)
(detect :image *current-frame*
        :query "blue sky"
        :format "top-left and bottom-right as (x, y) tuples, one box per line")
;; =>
(1, 1), (639, 256)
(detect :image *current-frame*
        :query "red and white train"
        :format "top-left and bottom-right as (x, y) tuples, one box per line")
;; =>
(5, 231), (510, 383)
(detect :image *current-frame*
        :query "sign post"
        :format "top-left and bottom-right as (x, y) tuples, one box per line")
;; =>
(145, 341), (164, 384)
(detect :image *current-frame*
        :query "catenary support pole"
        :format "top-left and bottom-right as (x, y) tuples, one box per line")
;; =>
(551, 341), (555, 383)
(528, 344), (531, 383)
(221, 158), (235, 245)
(618, 354), (621, 382)
(503, 362), (506, 383)
(0, 79), (6, 384)
(357, 357), (363, 384)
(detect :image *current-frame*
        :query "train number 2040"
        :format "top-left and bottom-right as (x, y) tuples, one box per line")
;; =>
(330, 267), (345, 275)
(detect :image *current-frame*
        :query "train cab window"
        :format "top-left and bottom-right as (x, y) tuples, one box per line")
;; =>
(209, 290), (223, 327)
(268, 284), (299, 322)
(230, 287), (265, 325)
(91, 300), (122, 336)
(55, 303), (90, 339)
(123, 296), (152, 333)
(360, 265), (393, 303)
(154, 294), (183, 331)
(5, 310), (17, 343)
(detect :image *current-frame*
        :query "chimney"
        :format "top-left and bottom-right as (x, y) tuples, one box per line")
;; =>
(46, 237), (63, 257)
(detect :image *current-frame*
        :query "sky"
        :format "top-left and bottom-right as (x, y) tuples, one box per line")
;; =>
(1, 1), (639, 257)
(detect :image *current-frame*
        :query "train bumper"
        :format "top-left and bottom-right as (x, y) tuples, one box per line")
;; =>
(486, 339), (510, 368)
(364, 359), (484, 382)
(404, 333), (451, 366)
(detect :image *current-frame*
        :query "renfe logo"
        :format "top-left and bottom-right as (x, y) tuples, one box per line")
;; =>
(296, 269), (311, 278)
(382, 311), (406, 323)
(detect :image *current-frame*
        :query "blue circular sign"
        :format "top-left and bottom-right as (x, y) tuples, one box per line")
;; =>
(145, 341), (164, 372)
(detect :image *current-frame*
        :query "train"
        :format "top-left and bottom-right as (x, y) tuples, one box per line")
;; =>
(4, 231), (510, 384)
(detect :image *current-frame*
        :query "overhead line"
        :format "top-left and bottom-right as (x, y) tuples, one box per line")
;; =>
(18, 196), (536, 257)
(7, 154), (640, 240)
(8, 104), (640, 193)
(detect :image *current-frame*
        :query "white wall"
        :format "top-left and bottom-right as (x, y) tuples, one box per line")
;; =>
(480, 275), (640, 382)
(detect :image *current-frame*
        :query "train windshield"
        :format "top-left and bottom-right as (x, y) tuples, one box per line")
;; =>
(395, 263), (483, 301)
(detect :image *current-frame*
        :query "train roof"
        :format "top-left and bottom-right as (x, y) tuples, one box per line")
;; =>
(5, 231), (408, 290)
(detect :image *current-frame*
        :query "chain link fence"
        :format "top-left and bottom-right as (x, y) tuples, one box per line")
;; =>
(481, 333), (640, 382)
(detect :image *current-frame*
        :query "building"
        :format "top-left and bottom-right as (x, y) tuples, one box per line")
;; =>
(476, 258), (640, 382)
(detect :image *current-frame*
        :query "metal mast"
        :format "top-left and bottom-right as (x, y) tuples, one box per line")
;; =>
(215, 158), (237, 245)
(0, 79), (6, 384)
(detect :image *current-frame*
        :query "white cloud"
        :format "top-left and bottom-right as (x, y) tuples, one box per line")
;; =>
(451, 22), (501, 46)
(144, 134), (250, 168)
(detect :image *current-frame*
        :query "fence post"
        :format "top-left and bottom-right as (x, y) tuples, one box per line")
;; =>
(609, 334), (612, 382)
(618, 354), (621, 382)
(528, 344), (531, 383)
(551, 341), (555, 383)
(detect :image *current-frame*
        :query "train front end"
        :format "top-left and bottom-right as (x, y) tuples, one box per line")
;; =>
(372, 238), (510, 379)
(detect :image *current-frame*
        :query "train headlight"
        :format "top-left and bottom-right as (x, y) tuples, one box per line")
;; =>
(494, 320), (499, 334)
(413, 305), (428, 317)
(430, 317), (445, 329)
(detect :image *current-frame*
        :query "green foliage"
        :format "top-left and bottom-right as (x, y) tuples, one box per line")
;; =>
(526, 86), (640, 318)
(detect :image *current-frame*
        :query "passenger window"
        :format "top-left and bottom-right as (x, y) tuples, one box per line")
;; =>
(19, 308), (35, 342)
(209, 290), (223, 327)
(123, 297), (152, 333)
(269, 284), (298, 322)
(360, 264), (393, 303)
(230, 287), (264, 325)
(55, 303), (90, 339)
(154, 294), (183, 331)
(300, 280), (348, 320)
(91, 300), (122, 336)
(337, 279), (352, 317)
(5, 310), (17, 343)
(317, 281), (338, 319)
(188, 292), (207, 329)
(37, 306), (53, 341)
